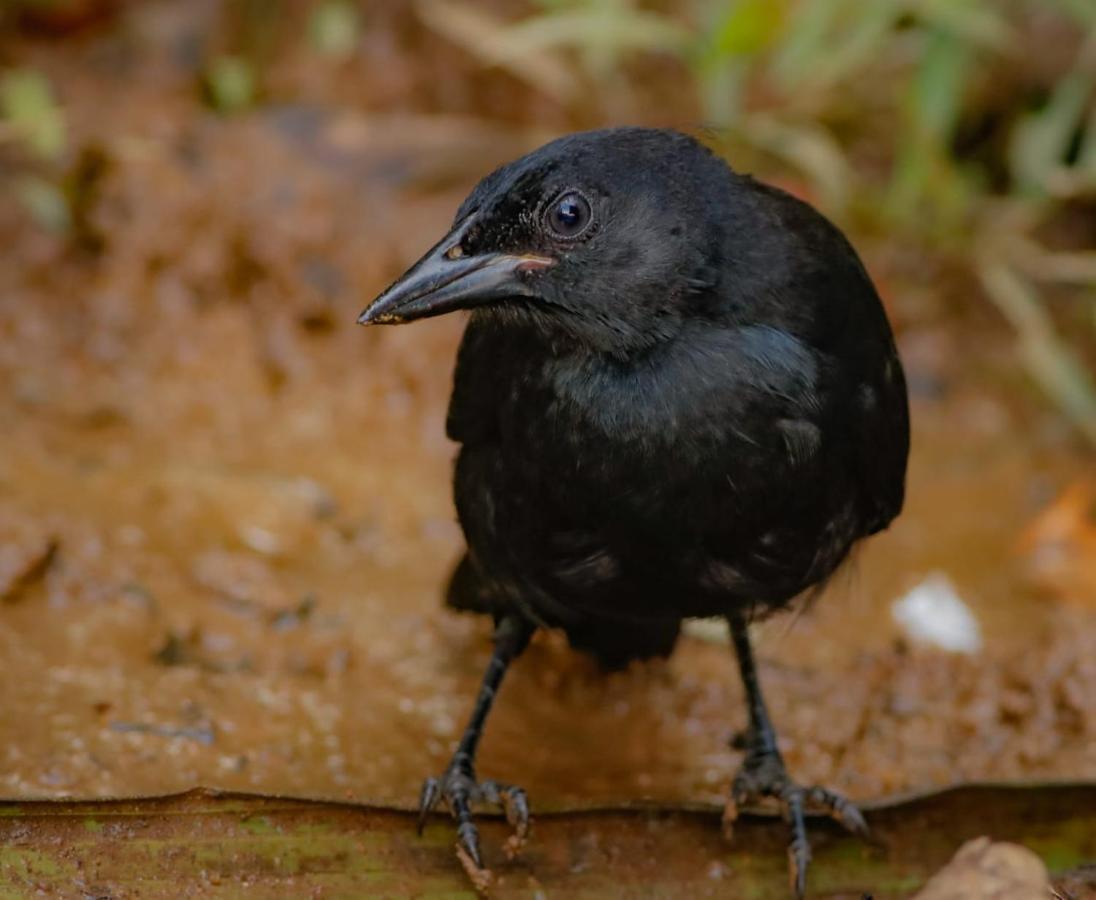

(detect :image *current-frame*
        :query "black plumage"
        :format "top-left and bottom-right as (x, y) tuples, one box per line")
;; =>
(358, 127), (909, 897)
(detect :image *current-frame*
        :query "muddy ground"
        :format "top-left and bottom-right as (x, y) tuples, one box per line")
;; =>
(0, 2), (1093, 895)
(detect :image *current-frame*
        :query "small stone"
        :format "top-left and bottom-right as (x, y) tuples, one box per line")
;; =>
(914, 837), (1050, 899)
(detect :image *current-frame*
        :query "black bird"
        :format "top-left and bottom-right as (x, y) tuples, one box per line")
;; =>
(358, 127), (909, 897)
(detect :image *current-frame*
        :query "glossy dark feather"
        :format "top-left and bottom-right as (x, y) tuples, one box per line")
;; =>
(442, 131), (908, 665)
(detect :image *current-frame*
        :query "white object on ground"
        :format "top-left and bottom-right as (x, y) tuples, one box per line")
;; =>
(891, 572), (983, 654)
(682, 617), (730, 644)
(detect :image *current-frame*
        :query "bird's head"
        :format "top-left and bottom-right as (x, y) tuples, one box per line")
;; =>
(358, 128), (731, 356)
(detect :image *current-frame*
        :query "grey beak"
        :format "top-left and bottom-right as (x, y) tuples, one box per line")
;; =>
(357, 219), (554, 326)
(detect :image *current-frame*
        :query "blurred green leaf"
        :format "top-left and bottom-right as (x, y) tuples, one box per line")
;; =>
(711, 0), (787, 57)
(767, 0), (842, 84)
(1078, 106), (1096, 175)
(692, 0), (786, 123)
(14, 175), (71, 234)
(887, 28), (972, 220)
(916, 0), (1013, 50)
(504, 3), (690, 61)
(1010, 72), (1093, 195)
(979, 263), (1096, 447)
(0, 69), (66, 161)
(203, 55), (255, 113)
(309, 1), (362, 60)
(418, 0), (688, 100)
(910, 29), (971, 141)
(771, 0), (903, 92)
(1045, 0), (1096, 28)
(696, 56), (747, 124)
(416, 0), (578, 100)
(745, 112), (851, 213)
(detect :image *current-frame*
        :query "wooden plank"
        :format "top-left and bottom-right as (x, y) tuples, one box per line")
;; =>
(0, 784), (1092, 898)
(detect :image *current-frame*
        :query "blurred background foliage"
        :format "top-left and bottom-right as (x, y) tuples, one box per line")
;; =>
(1, 0), (1094, 443)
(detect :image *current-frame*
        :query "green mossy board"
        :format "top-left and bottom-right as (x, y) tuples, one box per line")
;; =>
(0, 784), (1092, 898)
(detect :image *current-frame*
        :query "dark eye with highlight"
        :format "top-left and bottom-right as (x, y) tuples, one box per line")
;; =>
(545, 191), (593, 239)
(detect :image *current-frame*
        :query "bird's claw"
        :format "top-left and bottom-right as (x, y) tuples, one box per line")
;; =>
(803, 784), (868, 836)
(417, 764), (531, 878)
(724, 751), (867, 899)
(417, 776), (441, 835)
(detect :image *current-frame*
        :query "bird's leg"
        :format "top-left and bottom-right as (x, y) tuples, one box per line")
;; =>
(418, 614), (535, 880)
(724, 610), (868, 899)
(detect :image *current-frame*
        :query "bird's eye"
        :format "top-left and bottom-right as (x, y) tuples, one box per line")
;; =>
(545, 191), (593, 239)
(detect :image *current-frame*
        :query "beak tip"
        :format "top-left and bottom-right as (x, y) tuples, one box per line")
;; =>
(357, 305), (399, 326)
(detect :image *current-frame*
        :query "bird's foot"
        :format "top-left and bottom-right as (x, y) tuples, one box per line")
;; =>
(418, 761), (530, 890)
(722, 749), (867, 899)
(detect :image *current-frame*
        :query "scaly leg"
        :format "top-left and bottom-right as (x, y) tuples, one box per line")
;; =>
(418, 615), (534, 884)
(724, 610), (868, 899)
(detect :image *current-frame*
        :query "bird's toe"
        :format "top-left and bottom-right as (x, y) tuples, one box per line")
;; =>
(725, 752), (868, 899)
(804, 784), (869, 836)
(417, 766), (532, 879)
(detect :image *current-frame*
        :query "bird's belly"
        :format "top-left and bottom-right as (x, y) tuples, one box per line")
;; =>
(453, 427), (854, 627)
(454, 440), (678, 621)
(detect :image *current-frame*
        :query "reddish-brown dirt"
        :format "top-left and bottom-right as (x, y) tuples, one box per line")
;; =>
(0, 0), (1092, 826)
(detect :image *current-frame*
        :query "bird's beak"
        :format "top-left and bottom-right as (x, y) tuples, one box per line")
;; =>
(357, 219), (555, 326)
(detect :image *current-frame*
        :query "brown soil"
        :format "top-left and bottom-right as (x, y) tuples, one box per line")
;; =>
(0, 1), (1093, 819)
